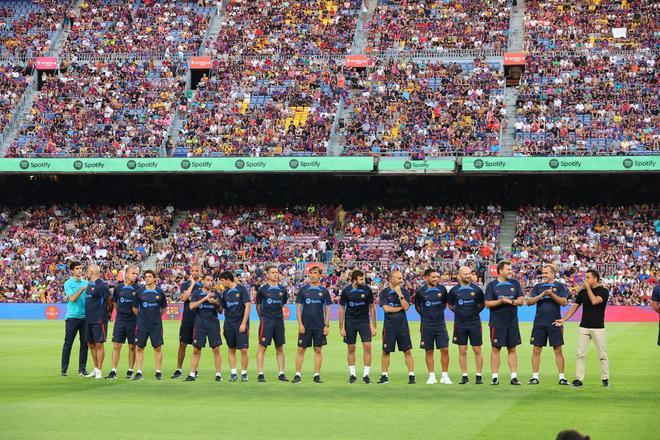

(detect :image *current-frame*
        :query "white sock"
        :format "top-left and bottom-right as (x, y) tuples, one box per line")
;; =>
(492, 373), (498, 379)
(241, 370), (248, 375)
(462, 373), (468, 377)
(429, 372), (436, 380)
(382, 371), (388, 377)
(216, 372), (221, 377)
(231, 369), (237, 375)
(295, 372), (301, 377)
(156, 370), (161, 374)
(409, 372), (415, 376)
(363, 366), (370, 377)
(189, 372), (195, 377)
(511, 372), (518, 380)
(313, 373), (319, 377)
(137, 370), (142, 374)
(476, 372), (482, 376)
(349, 365), (356, 376)
(111, 368), (116, 373)
(532, 372), (539, 379)
(175, 369), (181, 373)
(441, 372), (449, 379)
(279, 371), (285, 376)
(258, 372), (264, 376)
(559, 373), (565, 380)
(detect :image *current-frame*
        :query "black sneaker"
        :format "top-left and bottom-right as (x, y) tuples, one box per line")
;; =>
(459, 375), (470, 385)
(257, 374), (266, 382)
(171, 370), (182, 379)
(126, 370), (134, 379)
(572, 379), (583, 387)
(61, 371), (68, 377)
(215, 375), (223, 382)
(363, 375), (371, 384)
(278, 373), (289, 382)
(602, 379), (610, 388)
(475, 375), (483, 385)
(195, 371), (199, 378)
(292, 375), (302, 384)
(528, 378), (539, 385)
(184, 375), (196, 382)
(241, 373), (248, 382)
(230, 374), (238, 382)
(133, 372), (144, 381)
(408, 375), (416, 385)
(78, 369), (88, 376)
(511, 378), (521, 386)
(313, 375), (322, 384)
(348, 375), (357, 384)
(559, 378), (569, 386)
(105, 370), (117, 380)
(377, 374), (389, 384)
(155, 372), (162, 381)
(491, 377), (499, 385)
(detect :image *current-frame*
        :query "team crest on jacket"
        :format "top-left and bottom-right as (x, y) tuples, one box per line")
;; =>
(510, 288), (514, 292)
(156, 295), (159, 299)
(279, 292), (283, 296)
(360, 294), (365, 298)
(552, 288), (557, 292)
(319, 292), (323, 297)
(470, 292), (475, 296)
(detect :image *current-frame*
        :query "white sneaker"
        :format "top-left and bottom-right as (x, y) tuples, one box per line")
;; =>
(440, 376), (453, 385)
(426, 376), (438, 385)
(85, 368), (98, 378)
(95, 370), (102, 379)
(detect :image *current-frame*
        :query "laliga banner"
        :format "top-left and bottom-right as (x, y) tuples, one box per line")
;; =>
(0, 157), (373, 173)
(464, 156), (660, 172)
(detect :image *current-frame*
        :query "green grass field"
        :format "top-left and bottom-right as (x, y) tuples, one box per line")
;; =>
(0, 321), (658, 439)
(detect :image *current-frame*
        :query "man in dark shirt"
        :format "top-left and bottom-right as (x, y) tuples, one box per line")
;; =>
(293, 266), (331, 383)
(378, 271), (415, 384)
(105, 266), (139, 380)
(485, 261), (525, 386)
(84, 265), (112, 379)
(339, 269), (376, 384)
(132, 270), (167, 381)
(219, 271), (251, 382)
(414, 268), (451, 385)
(554, 269), (610, 387)
(652, 284), (660, 346)
(525, 264), (569, 385)
(185, 274), (223, 382)
(171, 263), (202, 379)
(255, 266), (289, 382)
(447, 266), (485, 385)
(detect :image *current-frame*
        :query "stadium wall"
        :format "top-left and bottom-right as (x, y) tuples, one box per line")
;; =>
(1, 304), (656, 322)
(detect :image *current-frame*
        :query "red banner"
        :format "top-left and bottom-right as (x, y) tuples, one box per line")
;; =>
(503, 52), (526, 66)
(345, 55), (371, 68)
(488, 264), (498, 277)
(190, 56), (211, 69)
(35, 57), (57, 70)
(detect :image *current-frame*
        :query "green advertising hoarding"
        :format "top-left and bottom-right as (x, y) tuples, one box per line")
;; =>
(463, 156), (660, 172)
(378, 159), (455, 174)
(0, 157), (374, 173)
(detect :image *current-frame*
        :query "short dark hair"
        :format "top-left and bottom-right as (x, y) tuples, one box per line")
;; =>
(69, 261), (82, 271)
(586, 269), (600, 282)
(350, 269), (364, 281)
(202, 273), (214, 280)
(309, 265), (322, 275)
(143, 269), (157, 278)
(218, 271), (234, 281)
(265, 265), (277, 273)
(497, 260), (511, 274)
(423, 268), (437, 277)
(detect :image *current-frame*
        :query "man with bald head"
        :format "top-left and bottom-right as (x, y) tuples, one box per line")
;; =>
(171, 263), (203, 379)
(84, 265), (112, 379)
(105, 266), (139, 380)
(377, 270), (415, 384)
(448, 266), (485, 384)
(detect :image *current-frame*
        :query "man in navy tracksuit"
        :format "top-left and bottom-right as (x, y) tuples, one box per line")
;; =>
(84, 265), (111, 379)
(105, 266), (139, 379)
(132, 270), (167, 381)
(255, 266), (289, 382)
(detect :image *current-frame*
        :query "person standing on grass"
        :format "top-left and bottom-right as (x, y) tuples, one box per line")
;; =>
(171, 263), (202, 379)
(219, 271), (251, 382)
(554, 270), (610, 388)
(652, 283), (660, 346)
(105, 266), (139, 380)
(61, 261), (88, 377)
(133, 270), (167, 381)
(83, 265), (112, 379)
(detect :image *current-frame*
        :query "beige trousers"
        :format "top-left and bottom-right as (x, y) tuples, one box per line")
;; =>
(576, 327), (609, 381)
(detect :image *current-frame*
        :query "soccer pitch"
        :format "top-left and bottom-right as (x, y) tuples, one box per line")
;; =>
(0, 321), (657, 440)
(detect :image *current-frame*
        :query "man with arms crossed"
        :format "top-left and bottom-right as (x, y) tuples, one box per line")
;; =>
(171, 263), (202, 379)
(61, 261), (88, 377)
(525, 264), (569, 385)
(339, 269), (376, 384)
(106, 266), (139, 379)
(447, 266), (485, 385)
(554, 270), (610, 387)
(378, 271), (415, 384)
(414, 268), (451, 385)
(485, 261), (524, 385)
(132, 270), (167, 381)
(219, 271), (251, 382)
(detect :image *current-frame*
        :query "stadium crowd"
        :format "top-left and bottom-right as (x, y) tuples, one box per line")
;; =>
(7, 60), (185, 158)
(0, 63), (30, 134)
(0, 0), (69, 58)
(510, 204), (658, 306)
(512, 53), (659, 156)
(340, 58), (505, 156)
